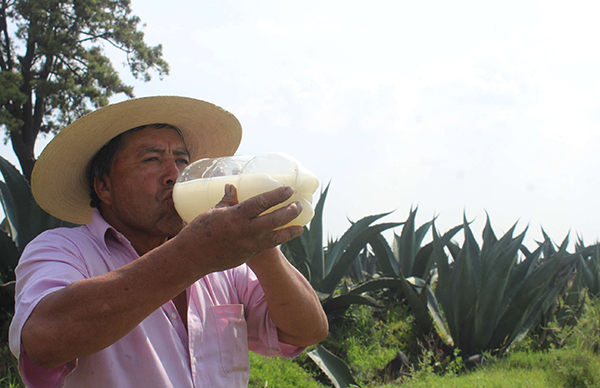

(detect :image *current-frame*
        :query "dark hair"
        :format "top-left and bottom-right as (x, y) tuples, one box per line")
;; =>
(87, 124), (184, 208)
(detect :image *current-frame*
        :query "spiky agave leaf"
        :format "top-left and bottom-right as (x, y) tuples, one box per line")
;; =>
(318, 220), (402, 295)
(308, 345), (358, 388)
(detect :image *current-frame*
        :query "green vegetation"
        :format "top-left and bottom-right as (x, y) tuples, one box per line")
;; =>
(249, 351), (327, 388)
(2, 165), (600, 387)
(0, 343), (23, 388)
(402, 348), (600, 388)
(247, 298), (600, 387)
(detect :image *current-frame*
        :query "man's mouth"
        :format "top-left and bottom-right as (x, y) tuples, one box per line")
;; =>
(162, 190), (175, 205)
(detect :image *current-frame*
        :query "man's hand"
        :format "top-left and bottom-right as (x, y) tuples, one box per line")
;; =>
(175, 184), (304, 275)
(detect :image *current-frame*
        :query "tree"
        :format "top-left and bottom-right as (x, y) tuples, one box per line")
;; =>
(0, 0), (169, 180)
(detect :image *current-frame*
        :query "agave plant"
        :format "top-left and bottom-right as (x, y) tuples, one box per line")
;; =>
(362, 208), (462, 339)
(404, 217), (577, 355)
(400, 214), (581, 357)
(518, 233), (600, 350)
(576, 237), (600, 297)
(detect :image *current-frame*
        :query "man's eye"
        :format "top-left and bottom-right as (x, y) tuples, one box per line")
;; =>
(144, 157), (159, 162)
(177, 159), (190, 165)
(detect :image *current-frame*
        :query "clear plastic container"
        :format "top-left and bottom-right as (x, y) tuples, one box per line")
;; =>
(173, 152), (320, 228)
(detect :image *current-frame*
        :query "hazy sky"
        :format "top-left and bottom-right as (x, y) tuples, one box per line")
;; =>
(2, 0), (599, 249)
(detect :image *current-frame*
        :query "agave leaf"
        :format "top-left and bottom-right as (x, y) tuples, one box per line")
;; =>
(540, 228), (557, 259)
(368, 233), (398, 277)
(505, 242), (545, 309)
(489, 251), (575, 352)
(512, 257), (575, 348)
(431, 226), (450, 278)
(473, 227), (525, 351)
(347, 277), (404, 294)
(398, 269), (434, 334)
(0, 155), (76, 251)
(587, 245), (600, 296)
(413, 223), (463, 280)
(281, 227), (311, 280)
(394, 207), (432, 276)
(0, 230), (20, 282)
(307, 182), (330, 283)
(322, 294), (383, 314)
(446, 215), (481, 351)
(325, 212), (395, 274)
(579, 246), (600, 295)
(411, 243), (433, 280)
(480, 220), (519, 276)
(319, 221), (402, 295)
(0, 158), (28, 247)
(480, 212), (498, 261)
(431, 226), (457, 339)
(556, 233), (570, 254)
(0, 182), (16, 247)
(423, 284), (453, 346)
(308, 345), (359, 388)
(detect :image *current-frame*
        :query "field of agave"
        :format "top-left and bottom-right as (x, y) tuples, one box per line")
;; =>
(279, 183), (600, 386)
(1, 154), (600, 387)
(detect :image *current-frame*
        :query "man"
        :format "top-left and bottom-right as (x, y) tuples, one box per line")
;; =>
(9, 96), (328, 387)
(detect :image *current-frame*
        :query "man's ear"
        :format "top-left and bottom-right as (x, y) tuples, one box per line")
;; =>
(94, 175), (113, 206)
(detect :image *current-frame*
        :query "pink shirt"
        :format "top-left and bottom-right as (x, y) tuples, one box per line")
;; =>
(9, 210), (303, 387)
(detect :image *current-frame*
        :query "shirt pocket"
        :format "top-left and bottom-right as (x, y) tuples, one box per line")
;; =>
(211, 304), (250, 375)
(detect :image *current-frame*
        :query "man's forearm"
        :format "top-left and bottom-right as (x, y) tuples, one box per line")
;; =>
(20, 237), (203, 369)
(247, 248), (329, 347)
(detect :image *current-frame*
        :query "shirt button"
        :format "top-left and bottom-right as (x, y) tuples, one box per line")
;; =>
(171, 312), (178, 320)
(192, 356), (197, 364)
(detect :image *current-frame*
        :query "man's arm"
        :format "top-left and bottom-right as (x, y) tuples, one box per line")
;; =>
(246, 248), (329, 347)
(20, 186), (303, 369)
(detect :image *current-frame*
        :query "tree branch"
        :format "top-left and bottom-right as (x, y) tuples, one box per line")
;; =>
(31, 54), (54, 136)
(0, 0), (13, 71)
(77, 31), (112, 44)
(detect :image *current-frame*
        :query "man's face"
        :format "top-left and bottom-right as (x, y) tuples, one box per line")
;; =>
(96, 126), (191, 247)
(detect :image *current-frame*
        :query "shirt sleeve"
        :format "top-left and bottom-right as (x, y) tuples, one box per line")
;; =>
(9, 229), (89, 388)
(231, 265), (305, 359)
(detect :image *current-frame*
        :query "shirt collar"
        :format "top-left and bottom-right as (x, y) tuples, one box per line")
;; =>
(85, 208), (130, 255)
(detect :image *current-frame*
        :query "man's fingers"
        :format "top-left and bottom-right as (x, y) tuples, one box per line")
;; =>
(240, 186), (295, 218)
(250, 200), (303, 231)
(264, 225), (304, 247)
(215, 184), (239, 208)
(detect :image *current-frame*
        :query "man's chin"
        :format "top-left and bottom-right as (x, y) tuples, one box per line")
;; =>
(161, 213), (185, 237)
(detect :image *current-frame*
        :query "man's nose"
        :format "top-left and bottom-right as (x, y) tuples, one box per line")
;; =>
(162, 157), (181, 186)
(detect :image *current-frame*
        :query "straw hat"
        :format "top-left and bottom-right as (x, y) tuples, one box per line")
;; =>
(31, 96), (242, 225)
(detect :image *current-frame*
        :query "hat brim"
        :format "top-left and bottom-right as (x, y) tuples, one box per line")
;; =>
(32, 96), (242, 225)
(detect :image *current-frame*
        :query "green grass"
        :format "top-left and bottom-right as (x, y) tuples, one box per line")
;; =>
(0, 343), (23, 388)
(399, 348), (600, 388)
(248, 351), (328, 388)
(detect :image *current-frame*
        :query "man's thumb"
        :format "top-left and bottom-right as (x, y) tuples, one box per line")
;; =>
(215, 183), (239, 208)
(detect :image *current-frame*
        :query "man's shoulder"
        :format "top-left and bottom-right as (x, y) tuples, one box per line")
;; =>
(34, 224), (91, 241)
(25, 224), (97, 253)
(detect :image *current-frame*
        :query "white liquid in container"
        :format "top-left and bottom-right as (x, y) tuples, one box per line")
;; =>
(173, 153), (319, 228)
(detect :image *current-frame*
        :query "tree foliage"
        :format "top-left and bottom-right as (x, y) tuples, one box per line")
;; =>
(0, 0), (169, 180)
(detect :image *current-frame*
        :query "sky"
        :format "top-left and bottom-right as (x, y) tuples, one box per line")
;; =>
(2, 0), (599, 250)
